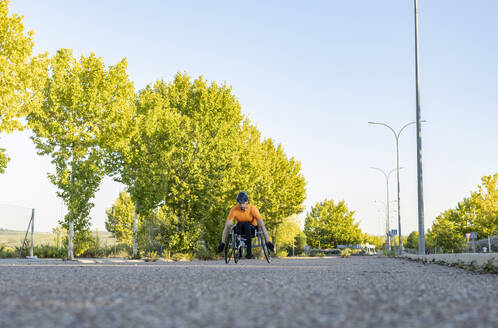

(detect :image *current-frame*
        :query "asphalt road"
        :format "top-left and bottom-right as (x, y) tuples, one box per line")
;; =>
(1, 256), (496, 328)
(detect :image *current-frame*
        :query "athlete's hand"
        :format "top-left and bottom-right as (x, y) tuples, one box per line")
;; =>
(266, 242), (274, 253)
(217, 242), (225, 252)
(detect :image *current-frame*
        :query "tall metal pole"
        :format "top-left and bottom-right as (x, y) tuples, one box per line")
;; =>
(30, 208), (34, 257)
(369, 121), (419, 255)
(414, 0), (425, 255)
(385, 175), (390, 251)
(371, 167), (397, 252)
(395, 139), (402, 254)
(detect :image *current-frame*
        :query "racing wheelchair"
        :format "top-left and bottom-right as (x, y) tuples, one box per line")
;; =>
(224, 225), (271, 264)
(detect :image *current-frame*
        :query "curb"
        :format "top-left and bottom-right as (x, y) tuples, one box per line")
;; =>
(399, 253), (497, 273)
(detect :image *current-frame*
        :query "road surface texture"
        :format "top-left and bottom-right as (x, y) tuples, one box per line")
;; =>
(1, 256), (496, 328)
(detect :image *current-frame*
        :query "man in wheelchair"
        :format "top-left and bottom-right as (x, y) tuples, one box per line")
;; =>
(218, 192), (274, 259)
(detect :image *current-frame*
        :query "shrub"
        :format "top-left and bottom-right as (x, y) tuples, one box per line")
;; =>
(0, 245), (16, 258)
(328, 249), (341, 255)
(294, 232), (307, 255)
(144, 251), (158, 262)
(277, 250), (288, 258)
(310, 249), (325, 257)
(161, 249), (171, 260)
(171, 253), (193, 262)
(3, 244), (66, 259)
(341, 248), (352, 258)
(107, 244), (132, 258)
(195, 244), (217, 261)
(351, 249), (361, 256)
(34, 245), (66, 259)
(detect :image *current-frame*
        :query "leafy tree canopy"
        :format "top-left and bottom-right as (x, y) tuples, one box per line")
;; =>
(304, 199), (363, 248)
(109, 72), (307, 253)
(427, 173), (497, 252)
(28, 49), (135, 255)
(0, 0), (48, 172)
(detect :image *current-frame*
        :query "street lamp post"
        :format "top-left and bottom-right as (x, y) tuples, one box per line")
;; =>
(370, 167), (397, 252)
(374, 199), (397, 240)
(414, 0), (425, 255)
(368, 121), (421, 255)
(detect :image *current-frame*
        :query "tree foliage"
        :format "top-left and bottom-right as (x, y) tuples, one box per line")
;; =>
(251, 139), (306, 242)
(105, 191), (136, 246)
(0, 0), (47, 172)
(108, 72), (307, 254)
(470, 173), (498, 237)
(28, 49), (135, 255)
(405, 231), (418, 250)
(427, 173), (498, 252)
(274, 215), (301, 250)
(304, 199), (363, 248)
(3, 4), (308, 257)
(364, 234), (384, 250)
(292, 231), (307, 255)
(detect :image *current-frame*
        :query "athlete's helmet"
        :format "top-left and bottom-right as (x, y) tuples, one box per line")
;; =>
(236, 192), (249, 204)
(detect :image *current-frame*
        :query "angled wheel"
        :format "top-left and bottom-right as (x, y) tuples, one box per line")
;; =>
(233, 245), (240, 264)
(224, 235), (233, 264)
(233, 235), (241, 264)
(259, 234), (271, 263)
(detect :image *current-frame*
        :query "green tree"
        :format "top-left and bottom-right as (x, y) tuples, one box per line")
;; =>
(110, 73), (247, 254)
(274, 216), (301, 251)
(154, 204), (200, 254)
(0, 0), (47, 172)
(292, 231), (307, 255)
(363, 234), (384, 250)
(428, 209), (466, 253)
(0, 150), (7, 173)
(391, 235), (407, 247)
(105, 191), (137, 246)
(405, 231), (419, 250)
(108, 72), (307, 254)
(205, 122), (270, 248)
(304, 199), (363, 248)
(427, 173), (497, 253)
(251, 138), (306, 244)
(469, 173), (498, 237)
(425, 231), (437, 252)
(28, 49), (135, 258)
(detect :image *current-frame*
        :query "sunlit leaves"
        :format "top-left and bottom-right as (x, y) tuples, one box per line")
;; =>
(0, 0), (48, 171)
(105, 191), (137, 246)
(304, 199), (363, 248)
(28, 49), (135, 252)
(427, 173), (498, 252)
(110, 72), (307, 253)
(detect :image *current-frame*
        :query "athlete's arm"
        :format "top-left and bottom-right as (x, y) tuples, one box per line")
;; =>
(221, 219), (232, 243)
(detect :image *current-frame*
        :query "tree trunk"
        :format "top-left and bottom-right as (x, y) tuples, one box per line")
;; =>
(68, 220), (74, 260)
(67, 143), (75, 260)
(133, 204), (138, 257)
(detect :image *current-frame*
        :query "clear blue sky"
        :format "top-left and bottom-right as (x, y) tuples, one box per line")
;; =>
(1, 0), (497, 236)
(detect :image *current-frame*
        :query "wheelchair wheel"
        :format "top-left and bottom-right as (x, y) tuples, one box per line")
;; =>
(259, 233), (271, 263)
(233, 241), (240, 264)
(224, 236), (232, 264)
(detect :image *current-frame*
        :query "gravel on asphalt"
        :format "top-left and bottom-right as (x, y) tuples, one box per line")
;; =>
(0, 256), (496, 328)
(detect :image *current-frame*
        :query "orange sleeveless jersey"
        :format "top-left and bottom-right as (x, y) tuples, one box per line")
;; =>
(227, 204), (261, 227)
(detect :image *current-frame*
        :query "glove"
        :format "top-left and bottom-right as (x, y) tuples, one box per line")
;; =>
(266, 242), (275, 253)
(217, 242), (225, 252)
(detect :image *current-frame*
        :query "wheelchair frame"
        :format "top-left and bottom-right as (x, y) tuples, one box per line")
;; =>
(224, 225), (271, 264)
